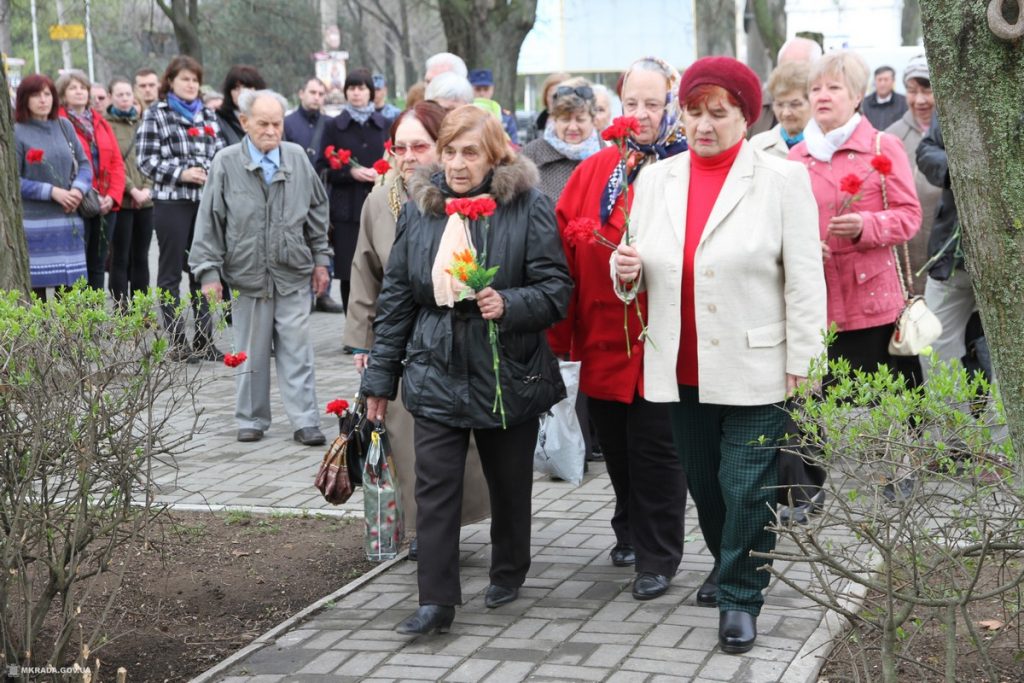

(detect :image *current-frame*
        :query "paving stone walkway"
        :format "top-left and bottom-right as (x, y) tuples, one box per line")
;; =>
(146, 274), (846, 683)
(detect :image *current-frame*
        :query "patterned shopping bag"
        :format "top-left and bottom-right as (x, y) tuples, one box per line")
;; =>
(362, 424), (405, 562)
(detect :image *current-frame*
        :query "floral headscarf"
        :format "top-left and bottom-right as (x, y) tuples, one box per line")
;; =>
(599, 56), (688, 224)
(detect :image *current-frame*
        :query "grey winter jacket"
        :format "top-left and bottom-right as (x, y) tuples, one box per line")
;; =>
(189, 139), (333, 298)
(520, 137), (584, 203)
(360, 155), (572, 428)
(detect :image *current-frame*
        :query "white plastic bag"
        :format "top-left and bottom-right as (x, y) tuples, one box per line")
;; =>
(533, 360), (586, 486)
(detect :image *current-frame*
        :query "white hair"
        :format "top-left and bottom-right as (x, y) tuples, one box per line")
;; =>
(425, 52), (468, 79)
(238, 88), (288, 116)
(777, 37), (823, 64)
(425, 72), (474, 105)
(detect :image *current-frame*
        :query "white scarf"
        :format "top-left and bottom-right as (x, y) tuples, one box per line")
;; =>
(803, 113), (862, 162)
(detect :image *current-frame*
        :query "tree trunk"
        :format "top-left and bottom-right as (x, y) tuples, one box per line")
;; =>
(920, 0), (1024, 472)
(695, 0), (736, 58)
(155, 0), (203, 62)
(438, 0), (537, 112)
(751, 0), (786, 68)
(0, 0), (12, 57)
(902, 0), (923, 46)
(0, 65), (32, 297)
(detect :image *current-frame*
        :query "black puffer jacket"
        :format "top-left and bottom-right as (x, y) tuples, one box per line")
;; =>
(916, 114), (962, 281)
(360, 155), (572, 429)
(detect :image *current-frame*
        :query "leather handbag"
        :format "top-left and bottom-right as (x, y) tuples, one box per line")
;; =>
(57, 119), (103, 218)
(874, 133), (943, 356)
(314, 433), (354, 505)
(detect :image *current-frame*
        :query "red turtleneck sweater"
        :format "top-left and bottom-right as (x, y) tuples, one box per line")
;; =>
(677, 139), (743, 386)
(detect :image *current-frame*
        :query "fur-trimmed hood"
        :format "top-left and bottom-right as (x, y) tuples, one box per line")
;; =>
(407, 154), (540, 217)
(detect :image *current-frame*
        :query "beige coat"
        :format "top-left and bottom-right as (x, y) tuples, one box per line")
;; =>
(885, 111), (942, 295)
(615, 141), (827, 406)
(346, 179), (490, 528)
(749, 124), (791, 160)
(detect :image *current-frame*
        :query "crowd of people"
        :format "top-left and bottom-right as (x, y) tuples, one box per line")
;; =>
(13, 41), (978, 655)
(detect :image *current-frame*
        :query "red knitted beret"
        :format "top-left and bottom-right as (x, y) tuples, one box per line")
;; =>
(678, 56), (763, 125)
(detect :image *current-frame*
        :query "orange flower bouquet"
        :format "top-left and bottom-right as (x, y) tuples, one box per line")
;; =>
(444, 198), (506, 427)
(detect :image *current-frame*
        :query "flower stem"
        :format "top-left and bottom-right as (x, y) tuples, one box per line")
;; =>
(623, 300), (632, 358)
(488, 319), (506, 429)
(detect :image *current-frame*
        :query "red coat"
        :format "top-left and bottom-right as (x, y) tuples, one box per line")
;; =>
(788, 117), (921, 331)
(59, 107), (126, 211)
(549, 145), (647, 403)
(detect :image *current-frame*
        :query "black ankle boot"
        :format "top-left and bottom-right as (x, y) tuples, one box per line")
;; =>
(697, 565), (719, 607)
(395, 605), (455, 635)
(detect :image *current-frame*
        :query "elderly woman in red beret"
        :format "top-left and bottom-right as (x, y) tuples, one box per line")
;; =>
(613, 57), (827, 654)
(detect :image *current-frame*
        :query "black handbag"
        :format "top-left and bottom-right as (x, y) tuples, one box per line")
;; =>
(341, 396), (374, 487)
(57, 118), (103, 218)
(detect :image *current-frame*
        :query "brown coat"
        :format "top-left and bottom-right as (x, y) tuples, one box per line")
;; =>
(886, 111), (942, 294)
(345, 177), (490, 528)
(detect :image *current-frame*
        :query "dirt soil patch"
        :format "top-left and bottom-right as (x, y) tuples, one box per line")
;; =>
(819, 557), (1024, 682)
(44, 510), (376, 683)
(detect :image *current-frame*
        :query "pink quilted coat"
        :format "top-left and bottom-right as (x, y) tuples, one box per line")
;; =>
(788, 117), (921, 332)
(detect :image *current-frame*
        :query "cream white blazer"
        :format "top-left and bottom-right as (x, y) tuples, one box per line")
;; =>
(614, 140), (826, 405)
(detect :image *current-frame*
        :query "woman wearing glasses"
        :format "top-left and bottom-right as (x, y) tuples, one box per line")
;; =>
(345, 102), (491, 558)
(548, 57), (689, 602)
(749, 61), (812, 158)
(521, 78), (604, 202)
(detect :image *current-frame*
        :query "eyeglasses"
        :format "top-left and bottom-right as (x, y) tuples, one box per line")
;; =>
(391, 141), (433, 156)
(772, 99), (808, 112)
(553, 85), (594, 102)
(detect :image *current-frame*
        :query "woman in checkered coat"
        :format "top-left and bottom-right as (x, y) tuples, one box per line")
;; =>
(136, 55), (225, 362)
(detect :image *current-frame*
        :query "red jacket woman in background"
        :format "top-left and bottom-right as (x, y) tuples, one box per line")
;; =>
(549, 56), (692, 603)
(56, 70), (126, 292)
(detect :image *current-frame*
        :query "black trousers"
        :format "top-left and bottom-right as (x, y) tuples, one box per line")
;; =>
(829, 324), (919, 387)
(83, 213), (115, 291)
(413, 416), (538, 606)
(589, 394), (687, 577)
(109, 206), (154, 303)
(153, 199), (212, 348)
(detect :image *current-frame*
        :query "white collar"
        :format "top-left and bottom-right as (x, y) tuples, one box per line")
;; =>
(875, 92), (893, 104)
(802, 114), (862, 162)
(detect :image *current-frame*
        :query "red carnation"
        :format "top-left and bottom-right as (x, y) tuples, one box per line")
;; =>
(187, 127), (201, 137)
(324, 145), (335, 157)
(204, 125), (216, 137)
(373, 159), (391, 175)
(25, 148), (44, 164)
(445, 198), (468, 217)
(328, 156), (342, 170)
(870, 154), (893, 176)
(473, 197), (497, 218)
(384, 140), (393, 155)
(601, 116), (641, 142)
(565, 217), (600, 247)
(839, 174), (863, 196)
(336, 148), (352, 164)
(326, 398), (350, 416)
(223, 351), (248, 368)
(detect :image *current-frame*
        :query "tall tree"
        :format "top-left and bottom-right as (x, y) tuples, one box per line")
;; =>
(902, 0), (922, 45)
(343, 0), (427, 91)
(437, 0), (537, 111)
(695, 0), (736, 58)
(0, 65), (31, 296)
(155, 0), (202, 62)
(919, 0), (1024, 468)
(0, 0), (12, 57)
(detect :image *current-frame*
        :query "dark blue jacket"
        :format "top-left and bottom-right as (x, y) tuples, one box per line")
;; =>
(284, 107), (332, 167)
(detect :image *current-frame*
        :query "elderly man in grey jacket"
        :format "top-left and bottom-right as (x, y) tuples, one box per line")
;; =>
(190, 89), (332, 446)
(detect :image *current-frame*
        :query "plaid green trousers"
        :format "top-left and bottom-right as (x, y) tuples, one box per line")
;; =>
(669, 386), (786, 615)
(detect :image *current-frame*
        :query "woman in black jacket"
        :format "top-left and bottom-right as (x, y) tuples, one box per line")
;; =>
(362, 106), (571, 635)
(214, 64), (266, 147)
(315, 68), (389, 313)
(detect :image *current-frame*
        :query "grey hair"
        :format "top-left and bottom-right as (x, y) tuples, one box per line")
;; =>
(425, 52), (468, 79)
(238, 88), (288, 116)
(425, 72), (474, 105)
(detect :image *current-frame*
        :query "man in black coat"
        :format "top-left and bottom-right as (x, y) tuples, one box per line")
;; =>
(284, 76), (345, 313)
(861, 65), (908, 131)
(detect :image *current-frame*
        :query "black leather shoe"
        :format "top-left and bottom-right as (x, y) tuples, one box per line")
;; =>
(632, 572), (670, 600)
(315, 294), (345, 313)
(408, 538), (418, 561)
(293, 426), (326, 446)
(484, 584), (519, 608)
(237, 428), (264, 442)
(610, 544), (636, 567)
(697, 566), (719, 607)
(396, 605), (455, 635)
(719, 610), (756, 653)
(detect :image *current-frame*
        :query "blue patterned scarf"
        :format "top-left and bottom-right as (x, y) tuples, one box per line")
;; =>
(599, 131), (688, 225)
(167, 92), (202, 122)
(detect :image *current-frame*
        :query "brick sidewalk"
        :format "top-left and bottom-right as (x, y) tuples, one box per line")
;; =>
(144, 275), (841, 683)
